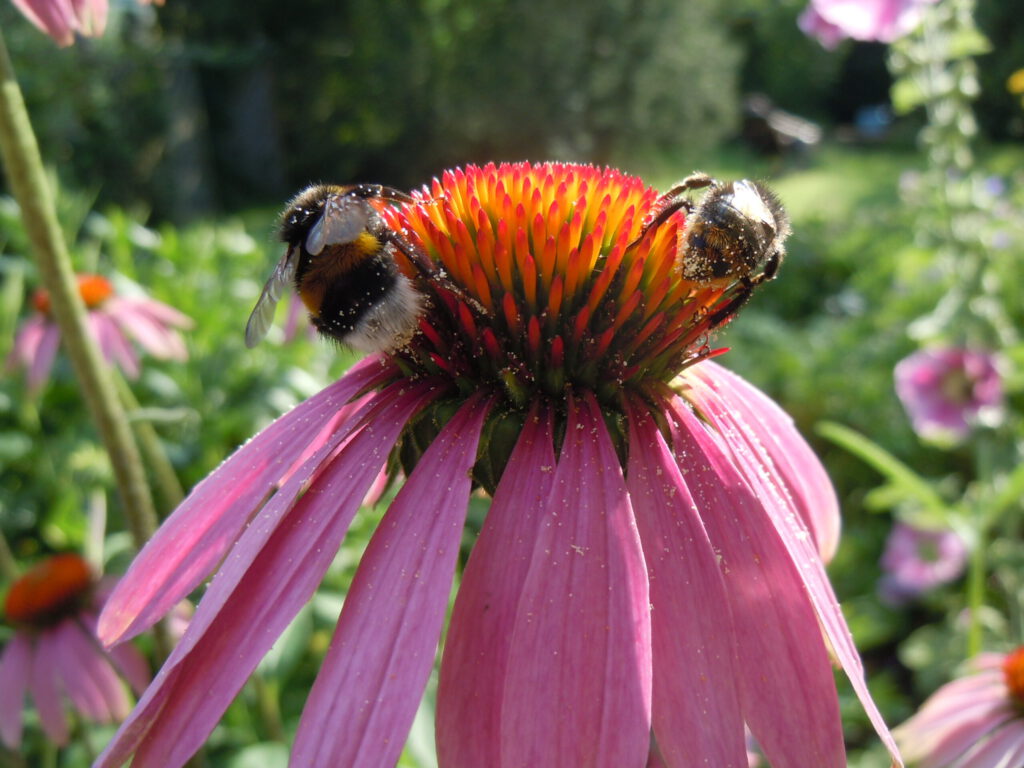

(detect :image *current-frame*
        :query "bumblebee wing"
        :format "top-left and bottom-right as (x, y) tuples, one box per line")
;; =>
(245, 247), (298, 348)
(305, 195), (370, 255)
(730, 180), (777, 229)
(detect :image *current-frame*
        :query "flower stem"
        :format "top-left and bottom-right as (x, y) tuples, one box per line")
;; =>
(966, 514), (986, 657)
(252, 674), (286, 742)
(0, 528), (19, 582)
(0, 29), (158, 550)
(113, 370), (185, 512)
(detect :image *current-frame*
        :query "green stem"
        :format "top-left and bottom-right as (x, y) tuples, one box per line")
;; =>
(0, 529), (19, 582)
(966, 521), (985, 657)
(252, 674), (286, 742)
(0, 28), (158, 550)
(0, 744), (29, 768)
(113, 371), (185, 512)
(85, 488), (107, 570)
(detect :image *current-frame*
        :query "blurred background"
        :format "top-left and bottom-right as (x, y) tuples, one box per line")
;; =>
(1, 0), (1016, 219)
(1, 0), (1023, 765)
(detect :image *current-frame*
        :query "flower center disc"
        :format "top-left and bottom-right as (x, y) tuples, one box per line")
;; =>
(379, 163), (743, 490)
(387, 162), (732, 402)
(32, 274), (114, 315)
(4, 552), (93, 627)
(1004, 646), (1024, 705)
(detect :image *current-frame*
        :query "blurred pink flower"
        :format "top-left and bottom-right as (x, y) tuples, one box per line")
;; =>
(799, 0), (937, 49)
(10, 0), (164, 47)
(94, 163), (899, 768)
(0, 553), (150, 749)
(894, 347), (1004, 443)
(9, 0), (106, 47)
(8, 274), (193, 392)
(895, 648), (1024, 767)
(878, 522), (968, 605)
(282, 292), (317, 344)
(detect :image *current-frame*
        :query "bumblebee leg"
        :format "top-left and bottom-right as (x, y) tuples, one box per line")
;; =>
(386, 230), (487, 315)
(627, 196), (695, 251)
(386, 229), (437, 280)
(664, 172), (715, 198)
(708, 281), (753, 328)
(352, 184), (415, 204)
(748, 249), (783, 286)
(627, 173), (718, 251)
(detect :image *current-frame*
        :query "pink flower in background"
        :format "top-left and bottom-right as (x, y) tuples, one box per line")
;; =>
(10, 0), (164, 47)
(0, 553), (150, 749)
(799, 0), (937, 49)
(94, 163), (899, 768)
(894, 347), (1004, 443)
(878, 522), (968, 605)
(8, 274), (193, 391)
(894, 648), (1024, 767)
(9, 0), (107, 46)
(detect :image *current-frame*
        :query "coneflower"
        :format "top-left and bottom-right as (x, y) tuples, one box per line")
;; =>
(96, 162), (900, 768)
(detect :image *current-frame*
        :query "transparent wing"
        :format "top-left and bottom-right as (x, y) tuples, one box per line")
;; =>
(730, 180), (776, 228)
(304, 195), (371, 255)
(245, 247), (298, 348)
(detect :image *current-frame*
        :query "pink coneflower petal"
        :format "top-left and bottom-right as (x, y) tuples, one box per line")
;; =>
(96, 382), (436, 768)
(685, 362), (841, 563)
(90, 311), (140, 378)
(99, 356), (395, 645)
(30, 629), (69, 745)
(0, 633), (32, 748)
(436, 407), (557, 767)
(29, 323), (62, 390)
(62, 619), (132, 721)
(498, 394), (652, 767)
(107, 299), (189, 360)
(119, 297), (194, 330)
(54, 618), (126, 729)
(80, 611), (150, 695)
(626, 402), (747, 766)
(9, 316), (61, 391)
(668, 389), (903, 765)
(360, 464), (392, 508)
(896, 685), (1010, 765)
(51, 619), (111, 722)
(69, 0), (107, 36)
(956, 720), (1024, 768)
(917, 706), (1013, 768)
(10, 0), (76, 45)
(666, 396), (845, 766)
(291, 394), (491, 767)
(9, 314), (46, 365)
(914, 672), (1005, 719)
(105, 638), (151, 696)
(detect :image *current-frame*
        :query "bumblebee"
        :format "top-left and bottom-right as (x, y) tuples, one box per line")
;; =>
(634, 172), (790, 326)
(245, 183), (432, 353)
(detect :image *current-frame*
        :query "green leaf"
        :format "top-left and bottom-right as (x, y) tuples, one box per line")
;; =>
(990, 460), (1024, 521)
(257, 604), (313, 681)
(948, 27), (991, 58)
(227, 742), (289, 768)
(0, 431), (32, 462)
(816, 421), (949, 519)
(890, 76), (927, 114)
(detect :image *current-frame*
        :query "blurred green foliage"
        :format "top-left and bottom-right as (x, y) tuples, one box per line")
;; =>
(1, 0), (742, 218)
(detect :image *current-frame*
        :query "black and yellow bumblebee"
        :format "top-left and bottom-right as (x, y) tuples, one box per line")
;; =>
(245, 184), (432, 353)
(633, 172), (791, 325)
